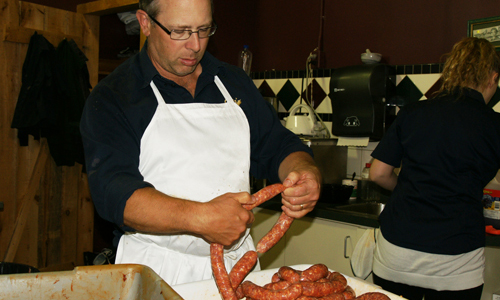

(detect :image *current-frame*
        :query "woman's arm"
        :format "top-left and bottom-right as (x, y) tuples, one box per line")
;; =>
(369, 159), (398, 191)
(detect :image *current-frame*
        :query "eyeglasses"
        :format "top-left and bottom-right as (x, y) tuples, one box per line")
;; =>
(147, 13), (217, 40)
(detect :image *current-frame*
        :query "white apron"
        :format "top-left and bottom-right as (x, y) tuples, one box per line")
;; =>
(115, 76), (259, 285)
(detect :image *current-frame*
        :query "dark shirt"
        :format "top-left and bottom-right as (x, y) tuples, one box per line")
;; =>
(80, 42), (311, 229)
(372, 88), (500, 255)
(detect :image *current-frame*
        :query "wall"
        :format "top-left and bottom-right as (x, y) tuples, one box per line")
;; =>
(24, 0), (499, 71)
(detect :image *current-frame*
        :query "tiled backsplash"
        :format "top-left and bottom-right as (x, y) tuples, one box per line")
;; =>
(252, 64), (500, 181)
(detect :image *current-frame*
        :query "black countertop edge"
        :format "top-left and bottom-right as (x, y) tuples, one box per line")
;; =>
(257, 199), (500, 248)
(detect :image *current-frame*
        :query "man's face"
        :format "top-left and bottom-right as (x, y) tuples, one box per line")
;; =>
(147, 0), (213, 80)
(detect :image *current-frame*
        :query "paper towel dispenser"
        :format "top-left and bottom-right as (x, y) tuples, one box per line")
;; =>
(330, 64), (396, 140)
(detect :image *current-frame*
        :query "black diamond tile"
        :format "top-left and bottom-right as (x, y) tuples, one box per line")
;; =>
(257, 81), (276, 98)
(396, 76), (423, 104)
(277, 80), (300, 111)
(301, 79), (327, 109)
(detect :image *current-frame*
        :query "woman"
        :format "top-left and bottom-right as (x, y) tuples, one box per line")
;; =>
(369, 37), (500, 300)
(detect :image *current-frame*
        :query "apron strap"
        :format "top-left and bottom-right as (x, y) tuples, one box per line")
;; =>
(150, 81), (163, 105)
(214, 75), (234, 103)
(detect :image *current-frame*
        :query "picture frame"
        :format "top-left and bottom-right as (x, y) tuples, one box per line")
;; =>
(467, 16), (500, 51)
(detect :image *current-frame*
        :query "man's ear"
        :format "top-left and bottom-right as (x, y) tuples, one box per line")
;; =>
(136, 9), (152, 37)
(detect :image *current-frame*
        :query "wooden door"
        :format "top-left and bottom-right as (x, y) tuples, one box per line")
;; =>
(0, 0), (99, 270)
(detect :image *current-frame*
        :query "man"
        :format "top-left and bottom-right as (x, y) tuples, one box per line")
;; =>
(80, 0), (321, 285)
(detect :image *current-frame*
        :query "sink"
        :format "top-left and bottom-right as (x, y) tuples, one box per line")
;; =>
(326, 202), (385, 217)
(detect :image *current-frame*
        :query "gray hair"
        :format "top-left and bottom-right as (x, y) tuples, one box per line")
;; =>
(139, 0), (214, 18)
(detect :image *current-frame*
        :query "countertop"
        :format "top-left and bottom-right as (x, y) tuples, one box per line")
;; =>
(258, 198), (500, 248)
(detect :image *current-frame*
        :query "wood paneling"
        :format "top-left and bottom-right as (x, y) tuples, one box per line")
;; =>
(0, 0), (98, 270)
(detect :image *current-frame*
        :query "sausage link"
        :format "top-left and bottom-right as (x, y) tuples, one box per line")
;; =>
(256, 212), (294, 253)
(271, 272), (281, 283)
(263, 280), (292, 290)
(300, 280), (346, 297)
(300, 264), (329, 282)
(243, 183), (286, 210)
(319, 294), (345, 300)
(342, 286), (356, 299)
(277, 266), (301, 283)
(355, 292), (391, 300)
(241, 280), (303, 300)
(327, 271), (348, 288)
(229, 250), (258, 290)
(235, 285), (244, 299)
(210, 243), (237, 300)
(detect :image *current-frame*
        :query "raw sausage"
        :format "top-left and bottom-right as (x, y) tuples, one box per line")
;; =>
(229, 250), (258, 290)
(277, 266), (301, 283)
(210, 243), (237, 300)
(256, 212), (294, 253)
(263, 280), (292, 290)
(355, 292), (391, 300)
(243, 183), (286, 210)
(300, 280), (346, 297)
(241, 280), (303, 300)
(320, 294), (345, 300)
(327, 272), (347, 288)
(300, 264), (329, 282)
(342, 286), (356, 299)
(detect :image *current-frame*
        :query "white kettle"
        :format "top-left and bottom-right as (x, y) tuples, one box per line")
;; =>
(284, 104), (316, 135)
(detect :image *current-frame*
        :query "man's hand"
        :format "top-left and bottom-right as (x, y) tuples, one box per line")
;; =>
(197, 192), (254, 246)
(278, 151), (321, 218)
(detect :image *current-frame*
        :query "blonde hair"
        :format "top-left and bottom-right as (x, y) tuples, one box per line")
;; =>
(437, 37), (500, 96)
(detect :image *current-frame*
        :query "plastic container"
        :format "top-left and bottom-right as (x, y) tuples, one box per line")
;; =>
(238, 45), (252, 76)
(361, 163), (371, 179)
(173, 264), (406, 300)
(483, 171), (500, 229)
(0, 264), (182, 299)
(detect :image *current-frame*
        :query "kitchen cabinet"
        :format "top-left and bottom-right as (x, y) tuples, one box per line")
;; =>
(251, 207), (370, 277)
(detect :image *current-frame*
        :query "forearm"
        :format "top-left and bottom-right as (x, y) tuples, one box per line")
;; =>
(371, 172), (398, 191)
(123, 187), (205, 235)
(122, 187), (255, 245)
(369, 159), (398, 191)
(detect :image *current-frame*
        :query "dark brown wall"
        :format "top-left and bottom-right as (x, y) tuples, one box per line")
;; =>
(27, 0), (499, 71)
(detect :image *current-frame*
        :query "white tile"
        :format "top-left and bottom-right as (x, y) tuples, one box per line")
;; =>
(266, 79), (288, 96)
(316, 95), (332, 114)
(407, 74), (441, 96)
(253, 79), (264, 89)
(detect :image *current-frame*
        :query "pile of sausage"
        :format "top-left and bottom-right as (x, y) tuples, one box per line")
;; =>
(211, 184), (290, 300)
(240, 264), (391, 300)
(210, 184), (391, 300)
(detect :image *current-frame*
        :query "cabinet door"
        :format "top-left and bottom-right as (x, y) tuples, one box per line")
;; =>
(284, 217), (367, 277)
(250, 208), (286, 270)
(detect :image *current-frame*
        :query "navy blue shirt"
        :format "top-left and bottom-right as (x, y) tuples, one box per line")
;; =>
(80, 43), (311, 229)
(372, 88), (500, 255)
